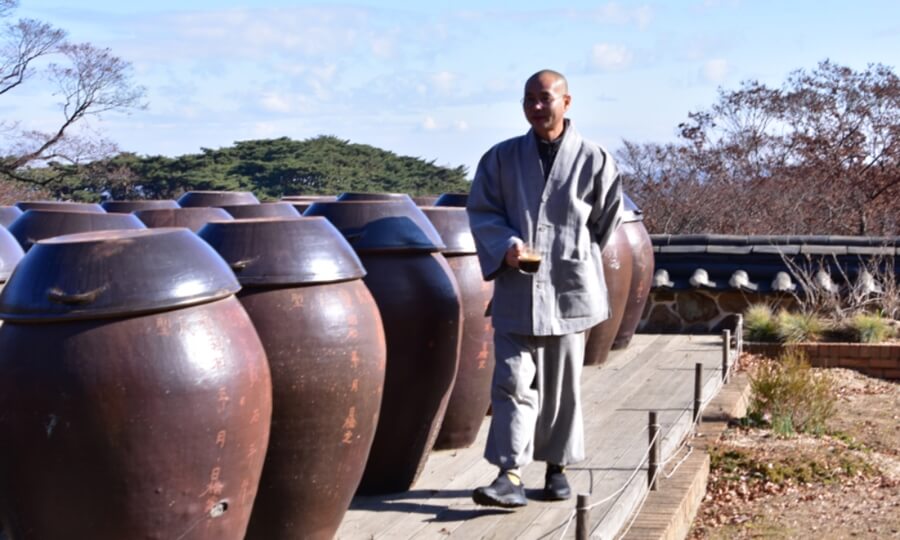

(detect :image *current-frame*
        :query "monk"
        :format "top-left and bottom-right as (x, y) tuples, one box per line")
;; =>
(466, 69), (622, 507)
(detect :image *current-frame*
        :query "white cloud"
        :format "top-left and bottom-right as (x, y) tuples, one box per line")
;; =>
(591, 43), (633, 70)
(371, 37), (394, 59)
(702, 58), (729, 84)
(253, 121), (280, 137)
(591, 3), (653, 28)
(260, 92), (293, 113)
(454, 120), (469, 131)
(422, 116), (438, 130)
(430, 71), (457, 94)
(634, 6), (653, 29)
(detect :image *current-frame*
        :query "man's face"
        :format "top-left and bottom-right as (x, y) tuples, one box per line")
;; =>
(522, 74), (570, 139)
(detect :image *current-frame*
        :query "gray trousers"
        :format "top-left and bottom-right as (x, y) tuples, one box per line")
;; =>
(484, 330), (585, 470)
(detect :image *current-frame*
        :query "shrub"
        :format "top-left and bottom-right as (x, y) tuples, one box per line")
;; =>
(847, 312), (897, 343)
(744, 304), (779, 342)
(748, 349), (835, 436)
(777, 311), (825, 343)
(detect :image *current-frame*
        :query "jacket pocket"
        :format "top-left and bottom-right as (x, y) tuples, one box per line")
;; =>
(557, 290), (593, 318)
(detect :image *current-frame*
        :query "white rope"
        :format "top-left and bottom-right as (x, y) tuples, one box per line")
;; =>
(557, 509), (577, 540)
(559, 328), (744, 539)
(612, 452), (666, 540)
(663, 444), (694, 479)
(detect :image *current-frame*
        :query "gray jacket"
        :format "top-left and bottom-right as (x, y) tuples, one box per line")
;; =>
(466, 122), (622, 336)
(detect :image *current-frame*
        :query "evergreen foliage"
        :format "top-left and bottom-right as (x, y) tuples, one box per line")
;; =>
(13, 136), (470, 202)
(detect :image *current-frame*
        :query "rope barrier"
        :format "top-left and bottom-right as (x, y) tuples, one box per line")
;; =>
(562, 324), (744, 539)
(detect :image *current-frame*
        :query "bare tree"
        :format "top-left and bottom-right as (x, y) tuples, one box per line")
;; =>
(621, 61), (900, 236)
(0, 0), (145, 187)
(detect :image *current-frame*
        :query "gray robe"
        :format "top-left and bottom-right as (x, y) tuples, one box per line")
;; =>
(466, 122), (623, 336)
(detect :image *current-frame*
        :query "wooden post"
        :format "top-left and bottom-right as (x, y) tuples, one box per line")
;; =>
(722, 329), (731, 382)
(575, 493), (590, 540)
(693, 363), (702, 425)
(648, 411), (659, 490)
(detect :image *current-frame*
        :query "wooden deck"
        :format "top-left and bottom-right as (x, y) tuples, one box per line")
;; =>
(337, 333), (729, 540)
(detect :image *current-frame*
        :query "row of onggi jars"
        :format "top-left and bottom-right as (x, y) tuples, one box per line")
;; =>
(0, 190), (653, 539)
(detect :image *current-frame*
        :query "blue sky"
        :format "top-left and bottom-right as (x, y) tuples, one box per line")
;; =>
(9, 1), (900, 177)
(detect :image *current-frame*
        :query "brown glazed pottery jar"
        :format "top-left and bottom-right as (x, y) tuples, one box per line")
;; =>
(6, 209), (146, 251)
(135, 207), (234, 232)
(0, 206), (23, 228)
(583, 224), (633, 365)
(421, 207), (495, 449)
(0, 228), (272, 540)
(199, 217), (385, 540)
(101, 199), (180, 213)
(304, 199), (462, 494)
(15, 200), (106, 213)
(220, 202), (301, 219)
(177, 190), (260, 207)
(613, 195), (654, 349)
(434, 192), (469, 207)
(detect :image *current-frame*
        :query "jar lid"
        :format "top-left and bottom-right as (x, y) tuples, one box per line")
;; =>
(220, 202), (301, 219)
(304, 200), (445, 252)
(420, 207), (476, 255)
(0, 228), (240, 322)
(622, 194), (644, 223)
(134, 207), (233, 232)
(0, 206), (23, 228)
(16, 201), (105, 213)
(177, 190), (260, 207)
(198, 217), (366, 286)
(102, 199), (180, 213)
(7, 210), (147, 252)
(434, 192), (469, 207)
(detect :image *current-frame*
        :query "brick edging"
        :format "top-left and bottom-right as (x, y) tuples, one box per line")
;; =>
(622, 372), (752, 540)
(744, 342), (900, 380)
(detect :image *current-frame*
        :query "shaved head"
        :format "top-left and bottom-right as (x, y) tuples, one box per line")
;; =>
(525, 70), (568, 94)
(522, 69), (571, 140)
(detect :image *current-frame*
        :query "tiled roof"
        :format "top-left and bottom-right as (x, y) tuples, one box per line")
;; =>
(649, 234), (899, 292)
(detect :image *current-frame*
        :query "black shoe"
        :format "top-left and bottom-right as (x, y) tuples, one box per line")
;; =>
(544, 463), (571, 500)
(472, 471), (527, 508)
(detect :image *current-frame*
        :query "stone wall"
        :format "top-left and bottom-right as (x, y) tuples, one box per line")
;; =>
(638, 289), (795, 334)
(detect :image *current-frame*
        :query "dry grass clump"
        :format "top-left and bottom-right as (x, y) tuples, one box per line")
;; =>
(748, 350), (836, 436)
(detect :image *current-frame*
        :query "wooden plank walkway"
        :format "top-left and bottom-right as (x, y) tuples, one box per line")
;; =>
(336, 334), (728, 540)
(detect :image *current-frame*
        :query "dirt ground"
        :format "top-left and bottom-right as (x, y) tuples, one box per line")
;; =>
(688, 363), (900, 539)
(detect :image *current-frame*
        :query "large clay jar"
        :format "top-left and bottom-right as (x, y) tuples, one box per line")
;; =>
(422, 207), (494, 449)
(221, 202), (301, 219)
(135, 207), (234, 232)
(434, 192), (469, 207)
(178, 190), (260, 207)
(0, 206), (22, 228)
(16, 200), (105, 213)
(613, 195), (654, 349)
(102, 199), (180, 213)
(199, 217), (386, 540)
(583, 224), (632, 365)
(0, 228), (272, 540)
(6, 209), (146, 251)
(304, 200), (462, 494)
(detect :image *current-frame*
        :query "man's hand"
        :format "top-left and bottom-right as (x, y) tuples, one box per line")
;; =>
(505, 240), (524, 269)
